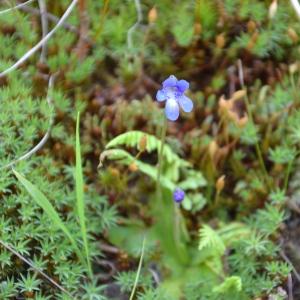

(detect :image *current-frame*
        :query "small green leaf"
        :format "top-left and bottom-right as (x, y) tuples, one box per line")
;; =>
(182, 193), (207, 212)
(179, 170), (207, 190)
(172, 20), (194, 47)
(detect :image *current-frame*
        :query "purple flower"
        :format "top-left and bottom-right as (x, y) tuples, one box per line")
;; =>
(156, 75), (193, 121)
(173, 188), (185, 203)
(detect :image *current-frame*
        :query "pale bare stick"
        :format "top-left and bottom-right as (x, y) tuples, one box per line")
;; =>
(0, 0), (36, 15)
(127, 0), (143, 50)
(0, 0), (78, 77)
(288, 273), (293, 300)
(280, 250), (300, 282)
(0, 239), (75, 298)
(0, 74), (56, 170)
(19, 4), (78, 34)
(38, 0), (48, 62)
(291, 0), (300, 19)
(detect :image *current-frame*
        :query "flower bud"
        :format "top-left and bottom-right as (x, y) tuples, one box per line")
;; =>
(289, 63), (298, 75)
(173, 188), (185, 203)
(129, 162), (138, 172)
(288, 27), (299, 43)
(139, 134), (147, 152)
(194, 23), (202, 35)
(219, 96), (232, 112)
(268, 0), (278, 20)
(216, 33), (226, 49)
(208, 140), (218, 160)
(236, 115), (248, 128)
(110, 167), (120, 177)
(232, 90), (246, 101)
(216, 175), (225, 194)
(247, 20), (256, 33)
(148, 7), (157, 24)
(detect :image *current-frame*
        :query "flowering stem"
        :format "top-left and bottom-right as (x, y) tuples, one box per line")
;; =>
(155, 117), (188, 264)
(214, 190), (221, 209)
(173, 202), (189, 264)
(173, 202), (181, 248)
(156, 116), (167, 192)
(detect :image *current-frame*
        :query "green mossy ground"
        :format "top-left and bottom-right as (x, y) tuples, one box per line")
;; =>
(1, 1), (300, 299)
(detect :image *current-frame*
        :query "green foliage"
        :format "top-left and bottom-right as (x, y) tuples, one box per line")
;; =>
(75, 113), (92, 277)
(102, 130), (207, 212)
(105, 130), (189, 169)
(198, 225), (226, 255)
(269, 189), (286, 205)
(66, 56), (96, 83)
(0, 0), (299, 299)
(239, 123), (260, 145)
(269, 145), (296, 165)
(115, 271), (153, 294)
(196, 0), (218, 39)
(82, 281), (107, 300)
(137, 288), (168, 300)
(213, 276), (242, 295)
(100, 148), (175, 190)
(13, 169), (86, 268)
(129, 237), (146, 300)
(171, 3), (195, 46)
(17, 273), (41, 293)
(0, 278), (18, 299)
(0, 71), (113, 298)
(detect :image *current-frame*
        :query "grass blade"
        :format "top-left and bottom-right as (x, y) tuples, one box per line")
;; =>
(75, 112), (92, 277)
(129, 236), (146, 300)
(13, 169), (86, 268)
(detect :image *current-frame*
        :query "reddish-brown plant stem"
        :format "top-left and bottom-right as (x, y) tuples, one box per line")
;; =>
(74, 0), (90, 60)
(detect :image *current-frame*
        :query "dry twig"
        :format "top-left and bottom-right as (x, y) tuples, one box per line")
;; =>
(38, 0), (48, 62)
(0, 0), (78, 77)
(0, 239), (74, 298)
(0, 0), (35, 15)
(127, 0), (143, 51)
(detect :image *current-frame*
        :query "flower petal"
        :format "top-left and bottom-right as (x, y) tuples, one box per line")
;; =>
(156, 89), (166, 102)
(178, 95), (193, 113)
(176, 80), (189, 92)
(165, 98), (180, 121)
(162, 75), (177, 88)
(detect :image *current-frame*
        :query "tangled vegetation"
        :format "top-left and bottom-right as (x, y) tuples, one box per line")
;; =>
(1, 0), (300, 299)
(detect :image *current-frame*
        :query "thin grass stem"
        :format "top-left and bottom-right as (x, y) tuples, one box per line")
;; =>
(129, 237), (146, 300)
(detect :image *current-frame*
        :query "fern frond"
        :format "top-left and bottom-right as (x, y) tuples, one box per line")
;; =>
(198, 225), (225, 254)
(99, 148), (175, 191)
(105, 130), (189, 167)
